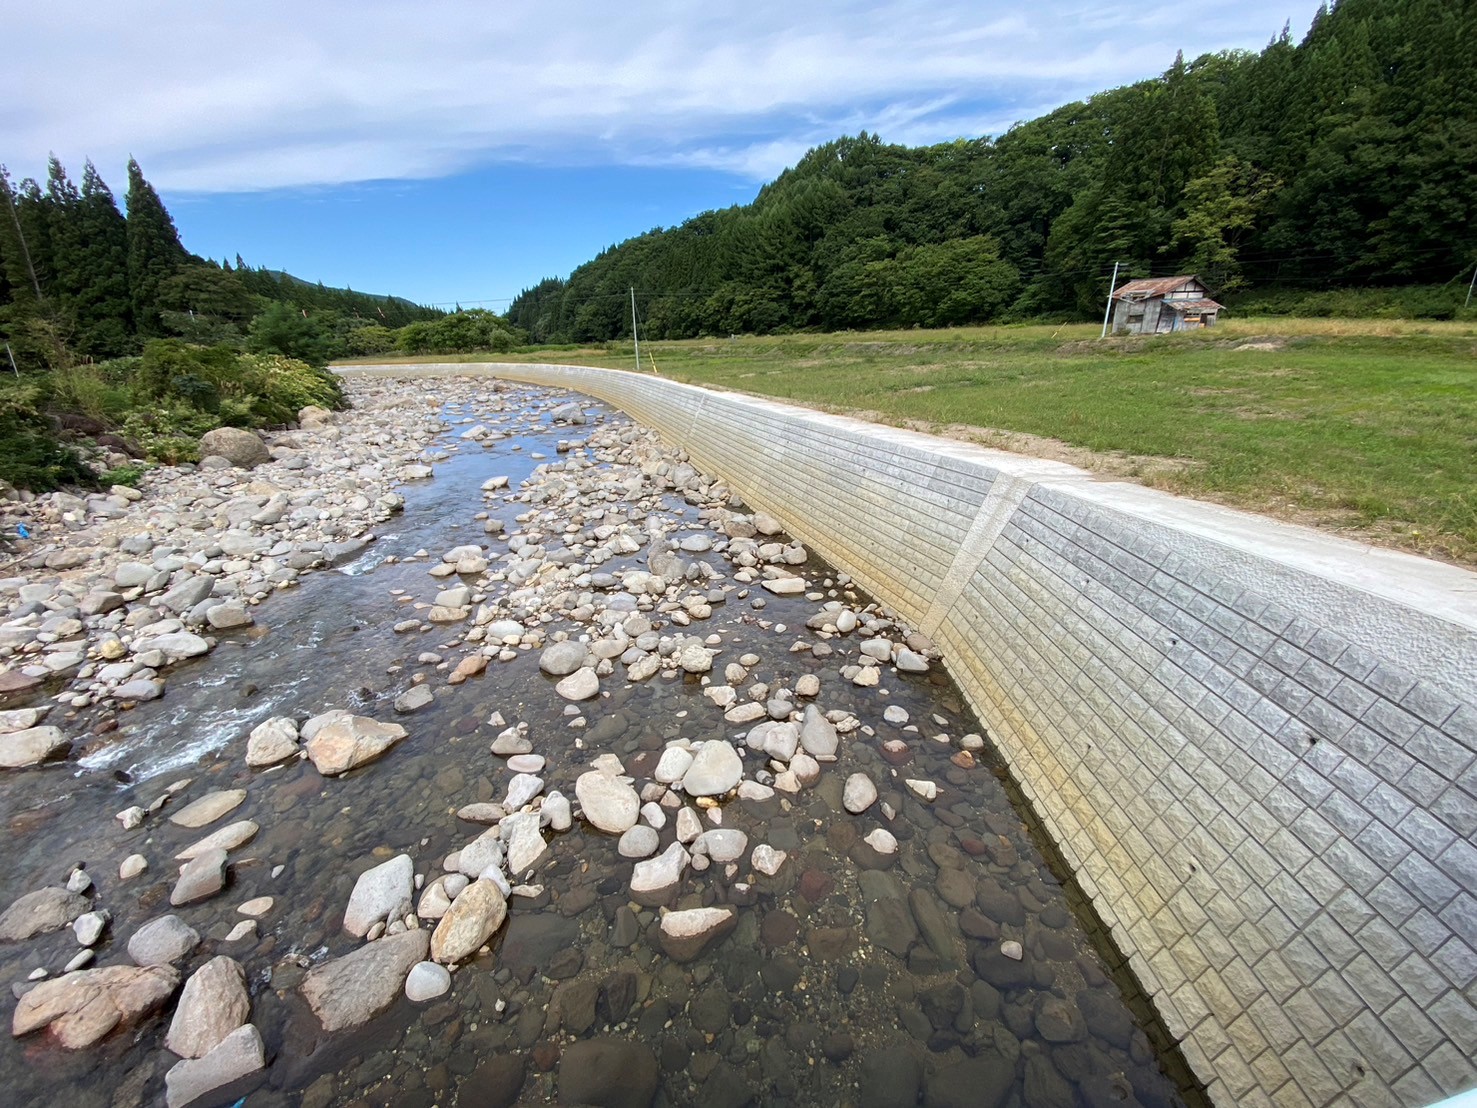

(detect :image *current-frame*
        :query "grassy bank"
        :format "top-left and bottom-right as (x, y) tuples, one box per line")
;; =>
(338, 317), (1477, 566)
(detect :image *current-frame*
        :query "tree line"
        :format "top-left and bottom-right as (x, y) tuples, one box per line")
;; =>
(0, 157), (445, 371)
(508, 0), (1477, 342)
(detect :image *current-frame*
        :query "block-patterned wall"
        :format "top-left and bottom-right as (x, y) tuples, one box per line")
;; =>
(380, 363), (1477, 1107)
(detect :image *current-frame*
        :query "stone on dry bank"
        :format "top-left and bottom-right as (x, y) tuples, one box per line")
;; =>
(0, 726), (71, 769)
(198, 427), (270, 468)
(164, 1024), (265, 1108)
(430, 877), (507, 964)
(301, 928), (430, 1032)
(342, 853), (414, 938)
(574, 770), (640, 834)
(0, 886), (89, 941)
(301, 710), (407, 776)
(166, 955), (250, 1059)
(11, 964), (179, 1049)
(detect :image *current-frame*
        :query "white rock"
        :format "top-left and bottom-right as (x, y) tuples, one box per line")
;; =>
(680, 740), (743, 797)
(574, 771), (639, 834)
(653, 746), (694, 784)
(863, 828), (898, 855)
(618, 825), (660, 859)
(692, 829), (747, 863)
(555, 667), (599, 700)
(905, 779), (938, 801)
(751, 844), (787, 877)
(629, 842), (688, 902)
(404, 960), (452, 1002)
(843, 774), (878, 814)
(343, 854), (414, 939)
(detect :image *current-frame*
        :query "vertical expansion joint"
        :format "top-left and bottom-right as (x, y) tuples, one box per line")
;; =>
(922, 474), (1036, 636)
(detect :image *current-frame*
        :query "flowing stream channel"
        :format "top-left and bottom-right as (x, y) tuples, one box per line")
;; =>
(0, 380), (1195, 1107)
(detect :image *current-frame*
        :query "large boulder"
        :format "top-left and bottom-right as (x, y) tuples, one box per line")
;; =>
(127, 915), (201, 966)
(0, 726), (70, 769)
(302, 711), (407, 776)
(164, 1024), (265, 1108)
(301, 929), (429, 1032)
(342, 854), (414, 938)
(11, 964), (179, 1049)
(430, 878), (507, 964)
(0, 887), (89, 941)
(166, 956), (250, 1059)
(574, 771), (639, 834)
(198, 427), (270, 469)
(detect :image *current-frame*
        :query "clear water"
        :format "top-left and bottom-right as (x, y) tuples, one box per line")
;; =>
(0, 384), (1191, 1107)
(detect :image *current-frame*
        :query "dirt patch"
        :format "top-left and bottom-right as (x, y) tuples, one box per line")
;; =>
(1234, 340), (1286, 352)
(897, 385), (936, 394)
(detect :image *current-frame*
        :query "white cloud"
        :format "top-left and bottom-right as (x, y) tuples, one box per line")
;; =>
(2, 0), (1323, 192)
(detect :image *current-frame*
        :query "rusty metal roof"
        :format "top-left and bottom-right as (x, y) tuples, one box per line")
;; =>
(1110, 275), (1212, 299)
(1163, 297), (1224, 312)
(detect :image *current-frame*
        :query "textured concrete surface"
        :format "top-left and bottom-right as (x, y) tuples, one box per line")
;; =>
(364, 362), (1477, 1107)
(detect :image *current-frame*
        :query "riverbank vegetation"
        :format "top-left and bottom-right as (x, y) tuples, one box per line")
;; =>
(346, 316), (1477, 567)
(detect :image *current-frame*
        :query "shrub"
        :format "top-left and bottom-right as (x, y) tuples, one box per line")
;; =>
(0, 380), (96, 491)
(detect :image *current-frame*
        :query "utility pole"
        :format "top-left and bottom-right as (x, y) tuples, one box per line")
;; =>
(1100, 261), (1121, 339)
(1466, 261), (1477, 310)
(630, 287), (641, 373)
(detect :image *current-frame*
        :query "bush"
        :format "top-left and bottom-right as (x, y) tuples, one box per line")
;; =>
(397, 309), (518, 355)
(1227, 284), (1469, 320)
(0, 380), (96, 492)
(100, 463), (150, 487)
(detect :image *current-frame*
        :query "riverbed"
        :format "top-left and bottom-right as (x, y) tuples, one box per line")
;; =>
(0, 376), (1189, 1107)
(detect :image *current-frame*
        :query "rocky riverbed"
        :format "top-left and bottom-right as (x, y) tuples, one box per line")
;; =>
(0, 374), (1189, 1107)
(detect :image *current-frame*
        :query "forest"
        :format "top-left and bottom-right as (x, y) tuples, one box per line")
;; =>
(508, 0), (1477, 342)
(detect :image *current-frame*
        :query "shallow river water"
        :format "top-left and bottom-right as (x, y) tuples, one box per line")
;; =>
(0, 381), (1193, 1107)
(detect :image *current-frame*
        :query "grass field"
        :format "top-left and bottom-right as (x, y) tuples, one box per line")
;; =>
(338, 317), (1477, 567)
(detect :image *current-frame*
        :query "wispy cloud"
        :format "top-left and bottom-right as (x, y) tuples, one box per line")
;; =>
(4, 0), (1322, 192)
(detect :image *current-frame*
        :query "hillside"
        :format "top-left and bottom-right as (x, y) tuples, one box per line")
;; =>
(508, 0), (1476, 342)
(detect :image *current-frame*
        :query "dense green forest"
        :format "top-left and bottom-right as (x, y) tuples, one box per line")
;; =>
(509, 0), (1477, 341)
(0, 157), (444, 370)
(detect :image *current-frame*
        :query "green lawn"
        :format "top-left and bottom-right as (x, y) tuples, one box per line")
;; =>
(339, 318), (1477, 566)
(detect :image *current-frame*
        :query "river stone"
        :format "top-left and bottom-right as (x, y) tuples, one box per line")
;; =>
(431, 878), (507, 963)
(199, 427), (270, 468)
(863, 828), (898, 854)
(908, 888), (961, 970)
(617, 825), (660, 859)
(1036, 994), (1087, 1043)
(503, 810), (549, 875)
(131, 632), (211, 664)
(680, 740), (742, 796)
(555, 667), (599, 700)
(558, 1038), (658, 1108)
(0, 707), (47, 732)
(0, 887), (88, 941)
(301, 928), (430, 1032)
(343, 854), (414, 938)
(859, 1042), (923, 1108)
(302, 711), (408, 776)
(163, 1024), (265, 1108)
(245, 717), (299, 767)
(865, 898), (917, 958)
(11, 964), (180, 1049)
(653, 746), (693, 784)
(843, 773), (877, 813)
(169, 789), (247, 829)
(394, 685), (434, 713)
(574, 770), (639, 834)
(692, 828), (747, 863)
(405, 961), (452, 1002)
(128, 915), (201, 965)
(629, 843), (688, 906)
(491, 726), (533, 755)
(0, 726), (71, 769)
(798, 704), (838, 759)
(505, 754), (544, 775)
(205, 604), (253, 631)
(924, 1053), (1015, 1108)
(115, 678), (165, 701)
(751, 844), (787, 876)
(175, 820), (259, 861)
(171, 848), (228, 907)
(166, 956), (249, 1058)
(539, 640), (588, 676)
(659, 906), (738, 962)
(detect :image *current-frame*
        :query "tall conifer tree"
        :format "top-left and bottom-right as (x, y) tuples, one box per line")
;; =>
(125, 157), (187, 336)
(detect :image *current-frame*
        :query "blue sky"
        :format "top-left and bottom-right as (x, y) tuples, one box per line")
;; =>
(4, 1), (1326, 307)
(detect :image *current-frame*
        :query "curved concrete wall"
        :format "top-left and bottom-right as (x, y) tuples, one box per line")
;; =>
(381, 362), (1477, 1106)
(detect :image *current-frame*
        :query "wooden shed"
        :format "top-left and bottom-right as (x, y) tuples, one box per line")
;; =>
(1110, 275), (1223, 334)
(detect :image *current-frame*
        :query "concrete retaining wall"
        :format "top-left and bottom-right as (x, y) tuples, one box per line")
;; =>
(394, 362), (1477, 1106)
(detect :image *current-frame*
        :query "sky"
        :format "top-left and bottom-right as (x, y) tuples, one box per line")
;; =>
(3, 1), (1326, 308)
